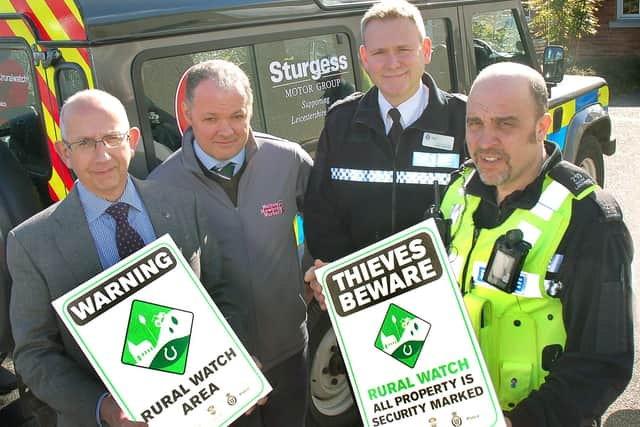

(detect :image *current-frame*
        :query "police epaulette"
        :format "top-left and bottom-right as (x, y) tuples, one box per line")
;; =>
(588, 189), (623, 222)
(549, 161), (622, 221)
(548, 160), (596, 196)
(327, 91), (364, 114)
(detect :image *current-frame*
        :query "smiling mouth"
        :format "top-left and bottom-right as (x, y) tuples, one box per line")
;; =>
(384, 73), (406, 79)
(475, 151), (506, 164)
(92, 166), (116, 175)
(480, 155), (500, 162)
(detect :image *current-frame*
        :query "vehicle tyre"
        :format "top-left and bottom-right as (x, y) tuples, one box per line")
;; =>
(575, 135), (604, 187)
(307, 300), (361, 427)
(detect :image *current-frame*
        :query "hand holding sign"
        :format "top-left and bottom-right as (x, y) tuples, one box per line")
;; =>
(304, 259), (327, 310)
(244, 356), (269, 416)
(100, 394), (148, 427)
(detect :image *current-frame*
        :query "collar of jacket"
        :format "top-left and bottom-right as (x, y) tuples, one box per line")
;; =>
(465, 140), (563, 211)
(50, 177), (175, 287)
(179, 127), (259, 177)
(352, 72), (452, 136)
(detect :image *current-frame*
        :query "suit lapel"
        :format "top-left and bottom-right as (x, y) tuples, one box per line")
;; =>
(51, 188), (102, 285)
(132, 177), (174, 238)
(133, 178), (200, 275)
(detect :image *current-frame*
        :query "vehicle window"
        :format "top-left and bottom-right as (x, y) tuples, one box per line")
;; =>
(0, 47), (49, 177)
(253, 33), (355, 145)
(425, 18), (453, 92)
(139, 33), (357, 157)
(141, 46), (262, 153)
(471, 9), (531, 73)
(55, 63), (89, 106)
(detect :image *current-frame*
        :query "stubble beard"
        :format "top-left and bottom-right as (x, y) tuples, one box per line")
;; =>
(474, 149), (511, 187)
(474, 130), (537, 188)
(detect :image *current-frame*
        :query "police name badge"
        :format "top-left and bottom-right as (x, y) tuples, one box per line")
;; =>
(53, 234), (271, 426)
(315, 219), (505, 426)
(412, 152), (460, 169)
(421, 132), (454, 150)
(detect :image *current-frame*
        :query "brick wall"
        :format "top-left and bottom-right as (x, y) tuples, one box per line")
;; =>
(576, 0), (640, 58)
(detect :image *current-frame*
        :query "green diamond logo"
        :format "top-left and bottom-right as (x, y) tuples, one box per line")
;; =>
(374, 304), (430, 368)
(121, 300), (193, 374)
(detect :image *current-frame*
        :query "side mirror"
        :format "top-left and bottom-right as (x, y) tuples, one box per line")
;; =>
(543, 45), (565, 84)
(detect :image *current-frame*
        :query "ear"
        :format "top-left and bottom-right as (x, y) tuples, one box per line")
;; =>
(536, 112), (552, 142)
(54, 140), (72, 169)
(422, 37), (432, 65)
(359, 44), (368, 70)
(128, 127), (140, 152)
(181, 101), (192, 126)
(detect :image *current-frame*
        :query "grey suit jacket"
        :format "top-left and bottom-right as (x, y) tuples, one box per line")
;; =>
(7, 177), (242, 427)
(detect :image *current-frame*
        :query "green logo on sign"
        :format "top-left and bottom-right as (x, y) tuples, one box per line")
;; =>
(374, 304), (430, 368)
(122, 300), (193, 374)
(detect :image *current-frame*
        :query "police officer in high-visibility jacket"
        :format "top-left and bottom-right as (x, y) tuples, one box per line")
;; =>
(441, 62), (634, 427)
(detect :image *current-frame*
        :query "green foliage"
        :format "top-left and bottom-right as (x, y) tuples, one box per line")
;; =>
(527, 0), (603, 60)
(472, 11), (520, 53)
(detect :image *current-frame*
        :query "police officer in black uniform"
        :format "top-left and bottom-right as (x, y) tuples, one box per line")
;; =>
(303, 0), (466, 267)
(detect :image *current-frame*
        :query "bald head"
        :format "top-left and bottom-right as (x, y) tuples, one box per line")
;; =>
(55, 89), (139, 201)
(471, 62), (548, 119)
(60, 89), (130, 141)
(466, 62), (552, 203)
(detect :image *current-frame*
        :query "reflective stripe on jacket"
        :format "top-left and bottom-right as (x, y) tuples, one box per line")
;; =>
(441, 166), (597, 409)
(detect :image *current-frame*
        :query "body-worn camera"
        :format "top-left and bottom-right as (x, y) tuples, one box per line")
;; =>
(483, 229), (531, 294)
(423, 181), (451, 248)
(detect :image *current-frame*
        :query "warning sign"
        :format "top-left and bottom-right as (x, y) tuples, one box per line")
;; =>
(53, 235), (270, 426)
(315, 219), (505, 426)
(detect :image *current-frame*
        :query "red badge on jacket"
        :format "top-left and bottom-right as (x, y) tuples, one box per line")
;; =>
(261, 201), (285, 217)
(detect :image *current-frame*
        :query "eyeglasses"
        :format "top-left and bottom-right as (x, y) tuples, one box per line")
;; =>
(63, 132), (129, 153)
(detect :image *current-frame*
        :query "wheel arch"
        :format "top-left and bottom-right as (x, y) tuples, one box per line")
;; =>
(562, 103), (613, 164)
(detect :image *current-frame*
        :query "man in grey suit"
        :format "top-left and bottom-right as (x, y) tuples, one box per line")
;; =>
(7, 89), (241, 427)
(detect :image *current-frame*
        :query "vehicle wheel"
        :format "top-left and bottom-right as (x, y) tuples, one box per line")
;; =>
(307, 301), (361, 427)
(575, 135), (604, 187)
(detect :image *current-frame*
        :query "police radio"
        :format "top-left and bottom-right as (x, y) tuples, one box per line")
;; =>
(483, 229), (531, 294)
(424, 181), (451, 248)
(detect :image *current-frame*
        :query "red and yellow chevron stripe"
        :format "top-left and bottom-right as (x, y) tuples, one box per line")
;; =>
(0, 0), (94, 201)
